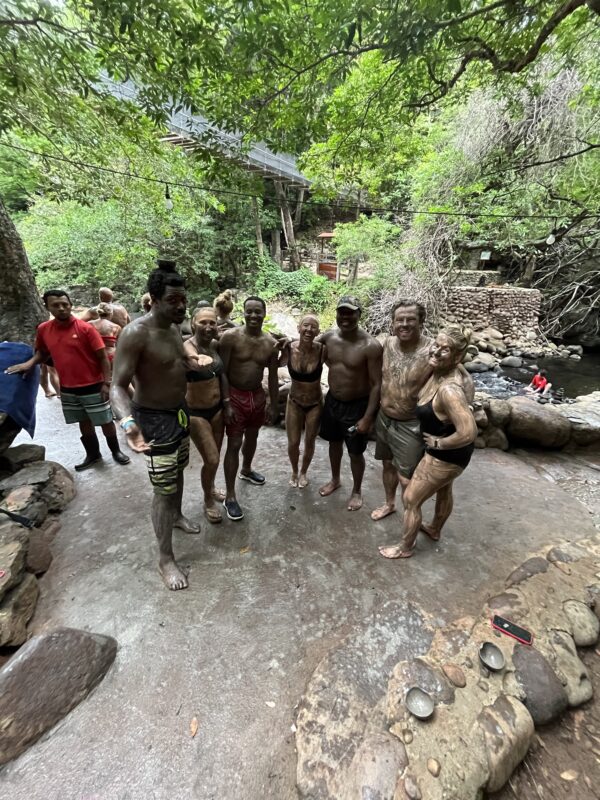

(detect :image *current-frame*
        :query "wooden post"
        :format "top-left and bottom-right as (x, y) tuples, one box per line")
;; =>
(270, 229), (281, 264)
(294, 189), (305, 227)
(273, 180), (301, 270)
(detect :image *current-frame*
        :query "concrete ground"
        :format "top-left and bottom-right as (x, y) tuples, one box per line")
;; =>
(1, 394), (598, 800)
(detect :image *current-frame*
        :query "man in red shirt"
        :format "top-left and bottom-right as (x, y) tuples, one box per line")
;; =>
(6, 290), (130, 471)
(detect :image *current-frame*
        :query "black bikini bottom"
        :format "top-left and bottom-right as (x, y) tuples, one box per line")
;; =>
(289, 395), (322, 413)
(188, 402), (223, 421)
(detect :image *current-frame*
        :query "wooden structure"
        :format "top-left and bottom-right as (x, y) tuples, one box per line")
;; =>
(316, 232), (338, 281)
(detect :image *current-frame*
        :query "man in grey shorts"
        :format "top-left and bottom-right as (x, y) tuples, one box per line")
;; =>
(372, 300), (474, 521)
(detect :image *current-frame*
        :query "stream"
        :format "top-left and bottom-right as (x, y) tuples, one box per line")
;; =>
(475, 353), (600, 399)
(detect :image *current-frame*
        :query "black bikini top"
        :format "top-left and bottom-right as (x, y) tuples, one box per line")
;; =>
(288, 345), (323, 383)
(186, 349), (224, 382)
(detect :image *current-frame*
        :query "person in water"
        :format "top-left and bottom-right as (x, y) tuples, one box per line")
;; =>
(184, 307), (228, 523)
(379, 327), (477, 560)
(282, 314), (326, 488)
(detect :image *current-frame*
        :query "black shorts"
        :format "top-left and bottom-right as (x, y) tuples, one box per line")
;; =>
(131, 403), (190, 496)
(319, 392), (369, 455)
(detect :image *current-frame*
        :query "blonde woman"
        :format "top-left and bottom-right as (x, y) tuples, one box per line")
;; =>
(379, 327), (477, 559)
(282, 314), (326, 487)
(184, 307), (227, 523)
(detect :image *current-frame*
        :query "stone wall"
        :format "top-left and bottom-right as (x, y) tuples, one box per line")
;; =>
(444, 286), (541, 338)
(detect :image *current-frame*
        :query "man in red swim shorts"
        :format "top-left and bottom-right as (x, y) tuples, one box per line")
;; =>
(218, 297), (280, 520)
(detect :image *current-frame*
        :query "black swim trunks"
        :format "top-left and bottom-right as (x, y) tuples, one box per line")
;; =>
(319, 392), (370, 455)
(131, 403), (190, 495)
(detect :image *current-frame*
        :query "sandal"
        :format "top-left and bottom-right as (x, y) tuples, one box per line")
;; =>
(204, 505), (223, 524)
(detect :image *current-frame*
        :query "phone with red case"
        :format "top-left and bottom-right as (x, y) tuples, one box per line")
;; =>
(491, 614), (533, 645)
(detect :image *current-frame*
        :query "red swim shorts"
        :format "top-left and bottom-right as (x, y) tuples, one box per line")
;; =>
(226, 386), (266, 436)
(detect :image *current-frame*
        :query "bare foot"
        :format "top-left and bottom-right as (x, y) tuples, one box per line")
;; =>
(378, 544), (414, 560)
(347, 493), (363, 511)
(298, 474), (309, 489)
(212, 487), (225, 501)
(371, 503), (396, 521)
(174, 515), (201, 534)
(420, 523), (441, 541)
(44, 391), (57, 398)
(289, 473), (298, 487)
(159, 559), (188, 590)
(319, 480), (341, 497)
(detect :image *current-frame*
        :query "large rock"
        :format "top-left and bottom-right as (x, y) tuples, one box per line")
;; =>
(500, 356), (523, 368)
(39, 461), (76, 512)
(465, 360), (491, 373)
(555, 391), (600, 446)
(563, 600), (600, 646)
(0, 573), (39, 646)
(3, 444), (46, 472)
(550, 630), (593, 707)
(0, 538), (28, 601)
(487, 399), (511, 428)
(478, 695), (534, 793)
(506, 397), (571, 448)
(344, 732), (407, 800)
(0, 626), (117, 765)
(296, 603), (433, 800)
(0, 461), (54, 491)
(25, 529), (53, 575)
(512, 643), (568, 725)
(0, 485), (48, 527)
(0, 521), (30, 549)
(483, 427), (509, 451)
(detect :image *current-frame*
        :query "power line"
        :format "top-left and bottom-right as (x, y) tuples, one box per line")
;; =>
(1, 140), (595, 222)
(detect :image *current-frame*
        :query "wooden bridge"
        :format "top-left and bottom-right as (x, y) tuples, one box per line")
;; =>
(103, 78), (310, 189)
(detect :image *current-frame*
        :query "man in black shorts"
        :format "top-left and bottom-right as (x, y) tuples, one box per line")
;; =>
(111, 260), (201, 591)
(318, 297), (382, 510)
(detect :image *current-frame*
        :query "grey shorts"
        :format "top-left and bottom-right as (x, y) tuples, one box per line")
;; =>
(374, 411), (424, 478)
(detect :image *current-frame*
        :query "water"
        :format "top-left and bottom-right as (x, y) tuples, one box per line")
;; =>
(474, 353), (600, 399)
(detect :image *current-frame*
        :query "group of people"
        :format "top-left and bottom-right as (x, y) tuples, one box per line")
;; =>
(6, 259), (478, 591)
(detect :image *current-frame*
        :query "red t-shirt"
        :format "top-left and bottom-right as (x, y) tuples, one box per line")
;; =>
(532, 374), (547, 390)
(35, 316), (106, 388)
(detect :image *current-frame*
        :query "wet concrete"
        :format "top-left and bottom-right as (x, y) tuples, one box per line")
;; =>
(1, 393), (597, 799)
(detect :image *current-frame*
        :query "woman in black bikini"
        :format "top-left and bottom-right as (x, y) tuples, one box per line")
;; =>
(283, 314), (326, 488)
(379, 327), (477, 559)
(184, 307), (228, 523)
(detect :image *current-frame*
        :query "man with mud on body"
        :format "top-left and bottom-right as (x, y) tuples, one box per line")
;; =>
(110, 260), (201, 592)
(218, 296), (280, 521)
(371, 300), (474, 521)
(318, 296), (383, 511)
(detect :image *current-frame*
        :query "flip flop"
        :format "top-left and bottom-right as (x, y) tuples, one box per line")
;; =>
(204, 505), (222, 524)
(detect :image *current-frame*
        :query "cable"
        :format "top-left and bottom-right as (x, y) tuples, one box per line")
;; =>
(1, 140), (596, 222)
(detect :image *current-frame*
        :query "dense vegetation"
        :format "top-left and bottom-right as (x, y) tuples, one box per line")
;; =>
(1, 1), (599, 339)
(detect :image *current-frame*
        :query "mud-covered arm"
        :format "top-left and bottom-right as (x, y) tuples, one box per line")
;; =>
(110, 325), (142, 421)
(433, 385), (477, 449)
(457, 363), (475, 404)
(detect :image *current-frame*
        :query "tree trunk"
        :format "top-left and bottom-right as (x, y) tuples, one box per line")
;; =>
(270, 228), (281, 264)
(273, 180), (301, 270)
(251, 197), (264, 257)
(0, 198), (45, 344)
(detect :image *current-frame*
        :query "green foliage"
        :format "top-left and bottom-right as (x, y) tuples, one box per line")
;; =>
(252, 256), (337, 311)
(333, 216), (402, 277)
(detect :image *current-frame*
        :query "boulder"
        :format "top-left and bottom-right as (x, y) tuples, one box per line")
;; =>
(567, 345), (583, 355)
(500, 356), (523, 368)
(3, 444), (46, 472)
(0, 573), (39, 646)
(0, 521), (30, 549)
(506, 397), (571, 448)
(506, 556), (549, 587)
(0, 538), (28, 601)
(25, 529), (53, 575)
(474, 351), (496, 367)
(550, 630), (593, 707)
(0, 626), (117, 765)
(39, 462), (76, 512)
(512, 644), (568, 725)
(473, 408), (489, 429)
(487, 399), (511, 428)
(484, 427), (509, 450)
(0, 485), (48, 527)
(562, 600), (600, 646)
(479, 695), (534, 793)
(481, 327), (504, 341)
(555, 391), (600, 446)
(345, 732), (408, 800)
(570, 353), (581, 361)
(0, 461), (54, 492)
(466, 360), (491, 373)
